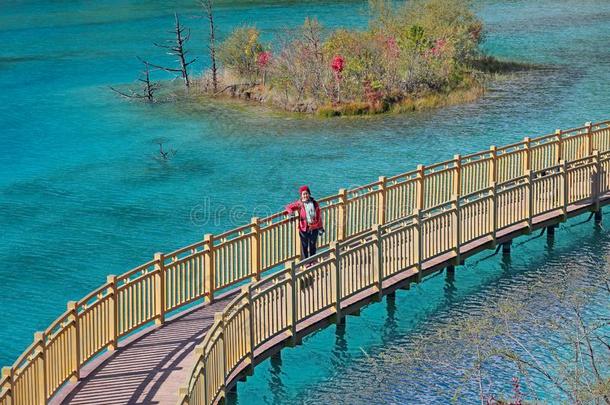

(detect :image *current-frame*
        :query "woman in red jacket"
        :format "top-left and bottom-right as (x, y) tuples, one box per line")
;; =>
(285, 185), (323, 259)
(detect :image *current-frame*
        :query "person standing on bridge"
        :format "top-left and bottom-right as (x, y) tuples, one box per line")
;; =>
(285, 185), (324, 259)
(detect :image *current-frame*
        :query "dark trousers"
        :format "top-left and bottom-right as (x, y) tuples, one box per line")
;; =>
(299, 229), (319, 259)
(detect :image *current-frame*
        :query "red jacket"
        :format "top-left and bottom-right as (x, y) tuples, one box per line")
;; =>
(285, 199), (323, 232)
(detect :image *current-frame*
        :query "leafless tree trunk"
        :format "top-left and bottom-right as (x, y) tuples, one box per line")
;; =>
(110, 59), (159, 102)
(149, 13), (196, 89)
(201, 0), (218, 92)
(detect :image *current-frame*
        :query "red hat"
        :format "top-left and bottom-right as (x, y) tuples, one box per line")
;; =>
(299, 185), (310, 194)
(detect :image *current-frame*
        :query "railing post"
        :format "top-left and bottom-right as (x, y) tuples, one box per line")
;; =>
(241, 285), (255, 363)
(337, 189), (347, 241)
(560, 160), (568, 219)
(215, 312), (227, 398)
(453, 155), (462, 197)
(526, 170), (533, 230)
(193, 345), (208, 404)
(331, 242), (342, 323)
(178, 386), (189, 404)
(489, 146), (497, 185)
(67, 301), (80, 382)
(555, 129), (563, 161)
(1, 367), (13, 403)
(416, 165), (425, 210)
(586, 122), (593, 157)
(204, 234), (215, 302)
(250, 217), (261, 281)
(414, 209), (423, 282)
(287, 261), (298, 346)
(153, 252), (165, 325)
(523, 137), (531, 173)
(452, 195), (461, 264)
(293, 214), (301, 261)
(490, 182), (497, 246)
(372, 225), (383, 299)
(106, 275), (118, 350)
(593, 150), (601, 211)
(34, 331), (47, 403)
(377, 176), (387, 225)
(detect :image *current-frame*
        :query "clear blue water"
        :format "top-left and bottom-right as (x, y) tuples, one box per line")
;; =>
(1, 0), (609, 401)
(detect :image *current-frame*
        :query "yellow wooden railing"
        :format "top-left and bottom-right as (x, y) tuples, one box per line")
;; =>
(1, 120), (609, 405)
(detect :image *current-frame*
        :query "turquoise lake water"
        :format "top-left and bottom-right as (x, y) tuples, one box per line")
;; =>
(1, 0), (609, 402)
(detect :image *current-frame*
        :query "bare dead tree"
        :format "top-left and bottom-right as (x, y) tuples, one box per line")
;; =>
(201, 0), (218, 92)
(148, 13), (196, 89)
(110, 59), (159, 102)
(153, 138), (177, 161)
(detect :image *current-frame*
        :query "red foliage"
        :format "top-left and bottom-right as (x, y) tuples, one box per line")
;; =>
(363, 79), (383, 108)
(384, 36), (400, 59)
(425, 38), (447, 58)
(331, 55), (345, 73)
(257, 51), (271, 68)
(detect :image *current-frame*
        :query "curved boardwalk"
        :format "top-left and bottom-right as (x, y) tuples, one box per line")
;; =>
(2, 121), (609, 405)
(58, 198), (607, 405)
(53, 296), (233, 405)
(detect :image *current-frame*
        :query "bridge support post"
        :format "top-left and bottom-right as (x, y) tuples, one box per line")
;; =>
(446, 265), (455, 281)
(502, 241), (512, 256)
(270, 351), (282, 365)
(595, 210), (603, 225)
(225, 384), (238, 404)
(546, 225), (556, 238)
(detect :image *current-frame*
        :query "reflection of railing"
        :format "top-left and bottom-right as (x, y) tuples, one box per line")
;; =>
(1, 121), (609, 405)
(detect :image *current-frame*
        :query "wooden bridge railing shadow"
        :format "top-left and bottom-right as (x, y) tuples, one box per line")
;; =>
(1, 120), (610, 405)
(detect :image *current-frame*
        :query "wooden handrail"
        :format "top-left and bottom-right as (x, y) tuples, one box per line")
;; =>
(2, 119), (610, 405)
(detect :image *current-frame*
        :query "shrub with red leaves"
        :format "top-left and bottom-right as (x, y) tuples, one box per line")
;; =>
(257, 51), (271, 68)
(331, 55), (345, 74)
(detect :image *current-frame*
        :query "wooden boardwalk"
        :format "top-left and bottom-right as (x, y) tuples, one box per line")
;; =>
(52, 295), (233, 405)
(3, 120), (610, 405)
(55, 199), (605, 405)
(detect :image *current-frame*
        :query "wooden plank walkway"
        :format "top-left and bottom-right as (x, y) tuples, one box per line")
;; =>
(52, 196), (608, 405)
(52, 295), (234, 405)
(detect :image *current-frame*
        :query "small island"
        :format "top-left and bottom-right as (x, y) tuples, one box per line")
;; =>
(193, 0), (519, 116)
(114, 0), (527, 117)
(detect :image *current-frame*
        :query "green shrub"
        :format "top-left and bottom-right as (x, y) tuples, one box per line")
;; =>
(218, 26), (264, 81)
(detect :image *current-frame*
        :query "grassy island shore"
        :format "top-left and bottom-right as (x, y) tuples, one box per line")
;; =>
(190, 0), (527, 117)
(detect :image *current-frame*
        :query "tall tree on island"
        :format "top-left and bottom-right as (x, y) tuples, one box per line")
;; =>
(201, 0), (219, 93)
(148, 13), (197, 89)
